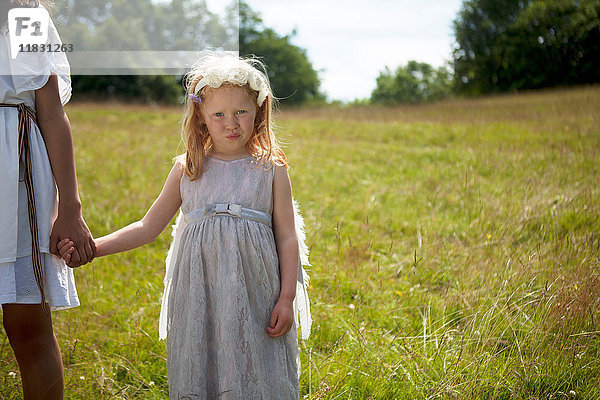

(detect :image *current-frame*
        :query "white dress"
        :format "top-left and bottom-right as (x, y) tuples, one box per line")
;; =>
(0, 10), (79, 309)
(164, 156), (301, 399)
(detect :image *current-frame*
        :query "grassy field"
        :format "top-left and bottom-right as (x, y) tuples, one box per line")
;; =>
(1, 86), (599, 399)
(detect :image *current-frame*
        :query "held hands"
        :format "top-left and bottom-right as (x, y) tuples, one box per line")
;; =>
(57, 238), (77, 265)
(50, 209), (96, 268)
(267, 297), (294, 338)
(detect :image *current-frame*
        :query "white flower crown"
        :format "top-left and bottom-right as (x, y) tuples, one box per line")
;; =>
(193, 56), (270, 107)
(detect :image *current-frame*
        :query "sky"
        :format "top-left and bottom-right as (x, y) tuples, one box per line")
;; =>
(203, 0), (465, 102)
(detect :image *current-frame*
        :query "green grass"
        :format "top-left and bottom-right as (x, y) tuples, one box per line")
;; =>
(1, 86), (599, 399)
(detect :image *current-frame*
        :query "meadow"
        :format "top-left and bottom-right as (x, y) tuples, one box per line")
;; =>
(1, 86), (599, 399)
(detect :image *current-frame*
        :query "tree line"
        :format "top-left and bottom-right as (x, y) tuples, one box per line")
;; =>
(452, 0), (600, 95)
(62, 0), (599, 105)
(372, 0), (599, 104)
(63, 0), (320, 105)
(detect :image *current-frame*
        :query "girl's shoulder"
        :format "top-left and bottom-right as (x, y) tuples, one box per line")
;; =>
(250, 156), (286, 183)
(169, 156), (186, 184)
(271, 158), (287, 168)
(271, 161), (292, 191)
(174, 154), (186, 169)
(252, 151), (287, 169)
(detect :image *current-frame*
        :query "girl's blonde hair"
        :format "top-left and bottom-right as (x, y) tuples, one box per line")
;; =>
(180, 54), (287, 181)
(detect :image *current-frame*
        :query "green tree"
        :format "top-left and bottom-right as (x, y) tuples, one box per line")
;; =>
(502, 0), (600, 89)
(371, 61), (452, 105)
(55, 0), (228, 51)
(60, 0), (321, 104)
(238, 1), (322, 105)
(453, 0), (600, 94)
(54, 0), (232, 103)
(70, 74), (182, 104)
(452, 0), (527, 94)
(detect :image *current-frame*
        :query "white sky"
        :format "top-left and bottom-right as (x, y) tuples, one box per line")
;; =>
(206, 0), (464, 102)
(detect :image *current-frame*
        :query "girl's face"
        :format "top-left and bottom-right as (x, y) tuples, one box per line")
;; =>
(201, 85), (257, 159)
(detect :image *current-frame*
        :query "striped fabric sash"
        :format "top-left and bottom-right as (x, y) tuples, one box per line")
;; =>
(0, 103), (49, 313)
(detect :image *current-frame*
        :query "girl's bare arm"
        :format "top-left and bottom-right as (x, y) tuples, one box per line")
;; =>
(95, 163), (182, 257)
(268, 164), (299, 337)
(60, 164), (183, 260)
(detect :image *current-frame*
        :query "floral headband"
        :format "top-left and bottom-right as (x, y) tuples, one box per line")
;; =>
(191, 59), (270, 107)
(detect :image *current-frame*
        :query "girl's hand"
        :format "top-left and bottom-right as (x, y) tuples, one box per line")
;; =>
(57, 238), (76, 264)
(50, 208), (96, 268)
(267, 298), (294, 337)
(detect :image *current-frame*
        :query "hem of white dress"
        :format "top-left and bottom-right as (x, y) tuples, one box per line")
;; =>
(0, 295), (80, 311)
(0, 253), (80, 310)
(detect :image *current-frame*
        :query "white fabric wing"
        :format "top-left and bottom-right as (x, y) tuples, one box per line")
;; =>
(292, 199), (312, 340)
(159, 212), (187, 340)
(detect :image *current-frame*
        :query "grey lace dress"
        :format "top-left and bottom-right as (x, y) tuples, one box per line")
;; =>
(166, 155), (300, 399)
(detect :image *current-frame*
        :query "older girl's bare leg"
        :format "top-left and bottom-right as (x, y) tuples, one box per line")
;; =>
(2, 303), (64, 400)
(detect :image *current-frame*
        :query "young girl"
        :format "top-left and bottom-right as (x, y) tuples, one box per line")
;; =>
(59, 54), (311, 399)
(1, 0), (95, 398)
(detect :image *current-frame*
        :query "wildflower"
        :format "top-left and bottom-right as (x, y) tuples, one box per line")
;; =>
(348, 303), (355, 310)
(149, 381), (155, 387)
(79, 376), (85, 380)
(486, 233), (492, 240)
(396, 290), (402, 296)
(574, 284), (578, 291)
(8, 371), (16, 378)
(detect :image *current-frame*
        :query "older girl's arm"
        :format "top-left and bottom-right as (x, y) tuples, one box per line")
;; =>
(36, 74), (95, 266)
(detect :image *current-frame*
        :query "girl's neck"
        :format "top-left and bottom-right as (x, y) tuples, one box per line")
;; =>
(206, 150), (250, 162)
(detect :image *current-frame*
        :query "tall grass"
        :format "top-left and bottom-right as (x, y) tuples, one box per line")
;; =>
(1, 86), (599, 399)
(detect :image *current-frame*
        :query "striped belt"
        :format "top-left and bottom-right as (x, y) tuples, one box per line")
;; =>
(184, 203), (272, 227)
(0, 103), (48, 313)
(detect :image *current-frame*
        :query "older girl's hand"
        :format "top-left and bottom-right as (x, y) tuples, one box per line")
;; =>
(50, 207), (95, 267)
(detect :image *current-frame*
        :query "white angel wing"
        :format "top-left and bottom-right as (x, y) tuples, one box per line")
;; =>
(159, 212), (187, 340)
(293, 199), (312, 340)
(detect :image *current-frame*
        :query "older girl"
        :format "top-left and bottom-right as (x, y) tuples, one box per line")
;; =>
(1, 1), (95, 398)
